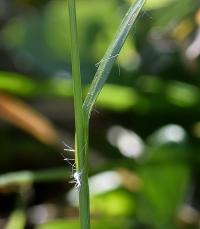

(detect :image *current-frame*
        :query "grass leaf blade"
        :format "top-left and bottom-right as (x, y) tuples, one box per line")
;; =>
(83, 0), (146, 118)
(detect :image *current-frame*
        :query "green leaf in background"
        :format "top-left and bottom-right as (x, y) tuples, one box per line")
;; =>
(0, 72), (36, 96)
(0, 168), (68, 188)
(5, 209), (26, 229)
(0, 71), (73, 97)
(150, 0), (198, 28)
(2, 0), (124, 74)
(138, 163), (189, 228)
(136, 126), (190, 228)
(1, 71), (200, 113)
(126, 0), (175, 10)
(144, 0), (174, 9)
(36, 219), (132, 229)
(96, 85), (138, 112)
(165, 81), (200, 108)
(90, 189), (135, 217)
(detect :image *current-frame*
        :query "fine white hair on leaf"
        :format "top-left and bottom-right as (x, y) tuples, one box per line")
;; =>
(61, 141), (75, 167)
(64, 157), (76, 168)
(63, 141), (75, 152)
(69, 171), (82, 191)
(140, 10), (152, 20)
(62, 141), (82, 191)
(95, 54), (119, 67)
(92, 106), (100, 116)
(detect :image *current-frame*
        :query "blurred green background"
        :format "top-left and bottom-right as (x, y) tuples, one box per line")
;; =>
(0, 0), (200, 228)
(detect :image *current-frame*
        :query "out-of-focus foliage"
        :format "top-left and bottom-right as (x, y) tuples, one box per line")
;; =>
(5, 209), (26, 229)
(36, 219), (130, 229)
(0, 0), (200, 228)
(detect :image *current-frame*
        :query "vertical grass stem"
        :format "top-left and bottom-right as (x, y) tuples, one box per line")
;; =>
(68, 1), (90, 228)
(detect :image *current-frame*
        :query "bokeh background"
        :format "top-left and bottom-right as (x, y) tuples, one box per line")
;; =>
(0, 0), (200, 228)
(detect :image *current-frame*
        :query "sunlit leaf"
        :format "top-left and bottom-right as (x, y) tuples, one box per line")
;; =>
(126, 0), (175, 10)
(91, 188), (135, 217)
(165, 82), (200, 108)
(0, 72), (36, 96)
(97, 84), (139, 111)
(36, 219), (132, 229)
(0, 168), (68, 190)
(5, 209), (26, 229)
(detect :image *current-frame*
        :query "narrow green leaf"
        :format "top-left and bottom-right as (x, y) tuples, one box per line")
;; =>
(83, 0), (146, 118)
(0, 168), (69, 188)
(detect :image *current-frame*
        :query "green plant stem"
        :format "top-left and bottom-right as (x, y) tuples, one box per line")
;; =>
(68, 1), (145, 228)
(68, 0), (83, 172)
(68, 1), (90, 229)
